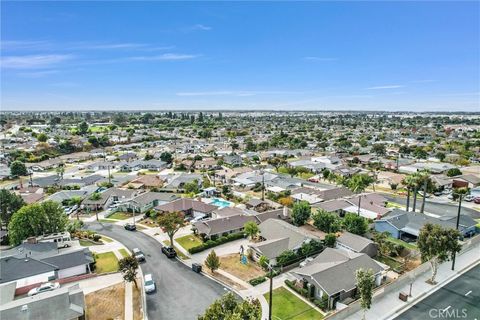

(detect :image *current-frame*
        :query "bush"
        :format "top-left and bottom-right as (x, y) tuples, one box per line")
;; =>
(188, 232), (245, 254)
(249, 276), (266, 286)
(285, 279), (308, 297)
(92, 234), (102, 242)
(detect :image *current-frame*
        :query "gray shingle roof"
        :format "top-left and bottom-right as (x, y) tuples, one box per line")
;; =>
(0, 257), (57, 284)
(337, 232), (375, 253)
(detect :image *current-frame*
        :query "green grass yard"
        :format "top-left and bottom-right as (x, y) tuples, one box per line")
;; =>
(95, 252), (119, 274)
(119, 248), (130, 258)
(163, 240), (190, 260)
(175, 234), (203, 251)
(79, 239), (99, 247)
(107, 212), (135, 220)
(386, 236), (418, 250)
(376, 255), (404, 272)
(264, 287), (323, 320)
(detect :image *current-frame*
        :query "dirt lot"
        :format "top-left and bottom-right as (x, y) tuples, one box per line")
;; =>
(218, 253), (265, 281)
(133, 284), (143, 320)
(85, 283), (125, 320)
(203, 267), (247, 291)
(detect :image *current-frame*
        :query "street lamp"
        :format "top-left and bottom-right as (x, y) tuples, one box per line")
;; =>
(451, 193), (463, 271)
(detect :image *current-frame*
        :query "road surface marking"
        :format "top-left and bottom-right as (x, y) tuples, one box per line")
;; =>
(444, 306), (451, 312)
(465, 290), (472, 296)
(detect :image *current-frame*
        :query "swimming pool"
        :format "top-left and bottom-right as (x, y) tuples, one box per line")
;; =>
(210, 198), (234, 208)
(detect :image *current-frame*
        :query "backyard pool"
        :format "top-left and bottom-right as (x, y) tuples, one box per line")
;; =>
(210, 198), (234, 208)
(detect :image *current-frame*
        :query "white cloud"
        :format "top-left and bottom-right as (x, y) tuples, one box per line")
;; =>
(190, 24), (212, 31)
(129, 53), (198, 61)
(1, 54), (74, 69)
(366, 85), (405, 90)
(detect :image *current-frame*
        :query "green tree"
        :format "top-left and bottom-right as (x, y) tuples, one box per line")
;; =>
(446, 168), (462, 177)
(118, 255), (139, 288)
(160, 152), (173, 164)
(372, 143), (386, 156)
(0, 189), (25, 227)
(78, 121), (89, 135)
(267, 157), (286, 172)
(324, 233), (337, 248)
(356, 268), (375, 320)
(198, 292), (261, 320)
(417, 223), (461, 284)
(402, 173), (419, 212)
(10, 160), (28, 176)
(157, 211), (184, 249)
(345, 173), (374, 215)
(312, 209), (340, 233)
(184, 179), (200, 194)
(343, 213), (368, 235)
(258, 255), (269, 271)
(291, 201), (311, 226)
(37, 133), (48, 142)
(205, 250), (220, 273)
(243, 221), (259, 240)
(8, 201), (68, 245)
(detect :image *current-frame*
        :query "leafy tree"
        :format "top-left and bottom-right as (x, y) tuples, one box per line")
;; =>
(0, 189), (25, 226)
(372, 231), (397, 256)
(10, 160), (28, 176)
(243, 221), (259, 240)
(267, 157), (286, 172)
(205, 250), (220, 273)
(300, 239), (323, 256)
(66, 220), (84, 233)
(78, 121), (89, 135)
(312, 209), (340, 233)
(435, 152), (446, 162)
(343, 213), (368, 235)
(89, 192), (102, 200)
(37, 133), (48, 142)
(356, 268), (375, 320)
(291, 201), (311, 226)
(417, 223), (461, 284)
(324, 233), (337, 247)
(8, 201), (68, 245)
(118, 255), (139, 288)
(446, 168), (462, 177)
(160, 152), (173, 164)
(157, 211), (184, 249)
(198, 292), (261, 320)
(372, 143), (386, 156)
(184, 179), (200, 194)
(276, 250), (297, 266)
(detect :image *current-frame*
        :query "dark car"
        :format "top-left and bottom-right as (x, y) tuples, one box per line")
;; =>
(474, 197), (480, 204)
(124, 223), (136, 231)
(162, 246), (177, 258)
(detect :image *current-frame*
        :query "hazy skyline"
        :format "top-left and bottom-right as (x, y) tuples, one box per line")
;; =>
(1, 1), (479, 111)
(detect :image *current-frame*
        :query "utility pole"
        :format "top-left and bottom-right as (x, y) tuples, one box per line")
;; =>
(406, 187), (410, 212)
(420, 178), (428, 213)
(262, 171), (265, 201)
(268, 264), (273, 320)
(357, 194), (362, 216)
(451, 194), (462, 271)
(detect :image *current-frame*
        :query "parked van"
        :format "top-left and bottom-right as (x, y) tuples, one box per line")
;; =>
(25, 232), (74, 248)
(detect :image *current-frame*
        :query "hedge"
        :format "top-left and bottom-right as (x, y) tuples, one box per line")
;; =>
(188, 232), (245, 254)
(249, 276), (267, 286)
(285, 279), (309, 297)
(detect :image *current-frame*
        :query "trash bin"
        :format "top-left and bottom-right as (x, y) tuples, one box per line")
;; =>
(399, 292), (408, 302)
(192, 263), (202, 273)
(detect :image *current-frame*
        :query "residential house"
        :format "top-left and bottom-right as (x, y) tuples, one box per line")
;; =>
(120, 191), (179, 213)
(314, 193), (390, 219)
(128, 174), (165, 189)
(82, 187), (140, 211)
(248, 217), (320, 265)
(223, 154), (243, 167)
(293, 248), (386, 309)
(245, 198), (272, 212)
(336, 232), (378, 257)
(375, 209), (477, 241)
(452, 174), (480, 189)
(0, 284), (85, 320)
(163, 173), (203, 191)
(155, 198), (218, 218)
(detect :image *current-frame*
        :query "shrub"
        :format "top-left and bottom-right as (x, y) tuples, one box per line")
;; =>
(285, 279), (308, 297)
(249, 276), (267, 286)
(92, 234), (102, 242)
(188, 232), (245, 254)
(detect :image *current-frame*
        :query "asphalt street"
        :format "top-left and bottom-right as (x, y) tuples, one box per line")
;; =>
(86, 222), (227, 320)
(383, 194), (480, 219)
(394, 264), (480, 320)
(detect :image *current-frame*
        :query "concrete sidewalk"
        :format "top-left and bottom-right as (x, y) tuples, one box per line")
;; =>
(342, 243), (480, 320)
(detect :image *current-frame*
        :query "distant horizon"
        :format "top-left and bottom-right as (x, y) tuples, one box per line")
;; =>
(2, 1), (479, 111)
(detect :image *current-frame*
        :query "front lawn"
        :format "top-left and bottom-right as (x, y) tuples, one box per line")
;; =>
(119, 248), (130, 258)
(95, 252), (119, 274)
(375, 255), (404, 272)
(386, 237), (417, 250)
(264, 287), (323, 320)
(108, 212), (135, 220)
(175, 234), (203, 251)
(79, 239), (99, 247)
(219, 253), (265, 281)
(162, 240), (190, 260)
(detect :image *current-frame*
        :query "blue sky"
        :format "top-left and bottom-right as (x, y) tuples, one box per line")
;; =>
(1, 1), (479, 111)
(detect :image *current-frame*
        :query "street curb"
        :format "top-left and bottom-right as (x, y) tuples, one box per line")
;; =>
(386, 252), (480, 319)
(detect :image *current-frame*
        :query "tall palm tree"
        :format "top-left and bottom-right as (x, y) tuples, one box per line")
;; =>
(417, 170), (432, 213)
(346, 174), (373, 216)
(402, 174), (417, 212)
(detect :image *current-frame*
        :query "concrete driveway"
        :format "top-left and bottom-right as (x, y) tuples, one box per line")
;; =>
(85, 222), (227, 320)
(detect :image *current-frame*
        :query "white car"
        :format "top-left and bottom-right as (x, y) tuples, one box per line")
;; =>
(464, 195), (475, 202)
(28, 282), (60, 296)
(144, 274), (156, 294)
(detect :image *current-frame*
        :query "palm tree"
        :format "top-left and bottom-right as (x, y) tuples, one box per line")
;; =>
(402, 174), (417, 212)
(417, 170), (432, 213)
(346, 174), (374, 216)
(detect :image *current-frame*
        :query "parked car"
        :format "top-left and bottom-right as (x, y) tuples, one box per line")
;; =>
(162, 246), (177, 258)
(133, 248), (146, 262)
(447, 194), (454, 200)
(299, 257), (314, 268)
(433, 191), (443, 197)
(464, 195), (475, 202)
(124, 223), (136, 231)
(144, 274), (156, 294)
(28, 282), (60, 296)
(474, 197), (480, 204)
